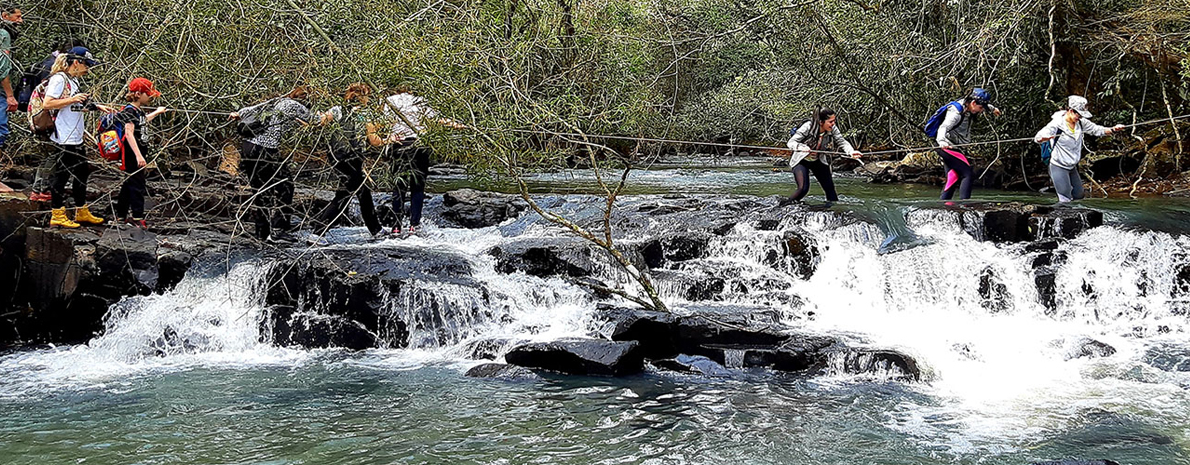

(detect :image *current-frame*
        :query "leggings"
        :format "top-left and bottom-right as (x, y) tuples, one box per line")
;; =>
(1048, 164), (1084, 203)
(390, 144), (431, 229)
(240, 141), (293, 239)
(116, 161), (147, 219)
(938, 148), (974, 200)
(790, 158), (838, 202)
(49, 144), (90, 208)
(314, 150), (381, 236)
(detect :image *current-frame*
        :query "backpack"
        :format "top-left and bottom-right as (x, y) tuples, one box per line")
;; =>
(27, 73), (69, 139)
(922, 101), (964, 138)
(18, 58), (51, 111)
(236, 98), (282, 138)
(1039, 139), (1056, 165)
(96, 106), (133, 166)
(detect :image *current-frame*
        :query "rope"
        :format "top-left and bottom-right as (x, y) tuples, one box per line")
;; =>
(470, 113), (1190, 158)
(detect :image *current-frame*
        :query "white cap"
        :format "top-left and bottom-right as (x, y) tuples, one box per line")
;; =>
(1068, 95), (1092, 118)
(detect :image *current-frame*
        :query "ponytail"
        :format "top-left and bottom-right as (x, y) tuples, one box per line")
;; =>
(49, 53), (69, 74)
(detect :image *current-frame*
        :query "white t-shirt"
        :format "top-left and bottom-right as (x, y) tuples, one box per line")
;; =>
(46, 73), (84, 145)
(385, 93), (439, 140)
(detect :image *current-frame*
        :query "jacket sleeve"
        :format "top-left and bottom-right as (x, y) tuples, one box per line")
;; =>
(831, 126), (857, 154)
(1079, 119), (1110, 137)
(1034, 120), (1061, 143)
(935, 105), (962, 147)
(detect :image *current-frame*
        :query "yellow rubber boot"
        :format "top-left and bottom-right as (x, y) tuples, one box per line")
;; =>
(50, 207), (80, 229)
(74, 205), (105, 225)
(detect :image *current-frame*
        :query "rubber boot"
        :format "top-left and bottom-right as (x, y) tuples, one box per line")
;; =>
(74, 205), (105, 225)
(50, 207), (80, 229)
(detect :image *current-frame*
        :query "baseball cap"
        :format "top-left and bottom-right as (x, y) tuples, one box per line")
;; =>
(971, 88), (991, 106)
(1068, 95), (1092, 118)
(129, 78), (161, 97)
(67, 46), (98, 66)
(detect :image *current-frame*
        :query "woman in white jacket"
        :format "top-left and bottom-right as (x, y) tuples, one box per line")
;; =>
(784, 109), (862, 203)
(1034, 95), (1124, 202)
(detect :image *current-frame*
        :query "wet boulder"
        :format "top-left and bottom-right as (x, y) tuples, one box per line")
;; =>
(461, 337), (521, 360)
(594, 305), (679, 359)
(488, 237), (600, 278)
(1142, 344), (1190, 372)
(639, 232), (712, 269)
(505, 338), (645, 376)
(1029, 207), (1104, 240)
(977, 267), (1011, 313)
(693, 333), (838, 371)
(264, 244), (482, 349)
(440, 189), (528, 228)
(264, 305), (379, 350)
(674, 307), (789, 352)
(95, 227), (160, 293)
(825, 346), (922, 381)
(761, 229), (818, 279)
(464, 363), (541, 380)
(1059, 337), (1117, 361)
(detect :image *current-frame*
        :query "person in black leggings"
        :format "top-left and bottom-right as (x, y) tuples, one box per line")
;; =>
(312, 83), (383, 237)
(784, 108), (862, 203)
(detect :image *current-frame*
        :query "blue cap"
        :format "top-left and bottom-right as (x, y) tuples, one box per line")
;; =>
(67, 46), (98, 66)
(972, 88), (991, 105)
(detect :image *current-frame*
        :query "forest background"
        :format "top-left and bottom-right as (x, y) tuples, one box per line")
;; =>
(5, 0), (1189, 187)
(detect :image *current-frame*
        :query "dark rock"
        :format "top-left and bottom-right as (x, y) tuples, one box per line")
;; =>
(440, 189), (528, 228)
(264, 245), (484, 349)
(1035, 268), (1059, 315)
(264, 305), (378, 350)
(1029, 208), (1104, 240)
(769, 230), (818, 280)
(1032, 251), (1067, 269)
(1062, 337), (1117, 360)
(825, 346), (922, 381)
(1025, 238), (1063, 252)
(594, 305), (678, 359)
(675, 309), (790, 353)
(1030, 460), (1120, 465)
(461, 337), (519, 360)
(505, 338), (644, 376)
(639, 232), (712, 269)
(465, 363), (541, 380)
(156, 251), (193, 292)
(488, 237), (599, 278)
(978, 267), (1010, 312)
(95, 227), (160, 293)
(651, 354), (731, 377)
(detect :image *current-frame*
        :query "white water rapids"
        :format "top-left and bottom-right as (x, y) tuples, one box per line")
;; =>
(1, 196), (1188, 456)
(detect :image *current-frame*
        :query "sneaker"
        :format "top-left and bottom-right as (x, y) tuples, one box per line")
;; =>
(391, 226), (402, 235)
(29, 192), (51, 202)
(127, 218), (147, 230)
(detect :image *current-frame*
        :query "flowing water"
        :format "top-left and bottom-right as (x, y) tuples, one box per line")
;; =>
(3, 160), (1190, 465)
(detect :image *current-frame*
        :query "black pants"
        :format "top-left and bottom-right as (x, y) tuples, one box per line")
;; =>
(390, 144), (431, 229)
(50, 144), (90, 208)
(938, 148), (974, 200)
(314, 150), (381, 236)
(116, 157), (147, 219)
(240, 141), (294, 239)
(790, 158), (838, 202)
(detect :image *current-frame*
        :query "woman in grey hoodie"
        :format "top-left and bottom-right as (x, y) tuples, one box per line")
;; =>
(1033, 95), (1124, 202)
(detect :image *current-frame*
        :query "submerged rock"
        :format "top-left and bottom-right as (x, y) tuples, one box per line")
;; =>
(825, 346), (922, 381)
(908, 202), (1103, 243)
(1030, 461), (1120, 465)
(1059, 337), (1117, 361)
(505, 338), (645, 376)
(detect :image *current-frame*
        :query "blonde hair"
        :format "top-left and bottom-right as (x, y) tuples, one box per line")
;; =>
(49, 53), (69, 74)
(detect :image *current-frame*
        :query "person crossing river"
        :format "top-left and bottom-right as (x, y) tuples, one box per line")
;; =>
(782, 108), (862, 204)
(927, 87), (1003, 200)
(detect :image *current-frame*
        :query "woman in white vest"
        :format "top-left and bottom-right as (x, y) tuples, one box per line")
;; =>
(784, 108), (862, 203)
